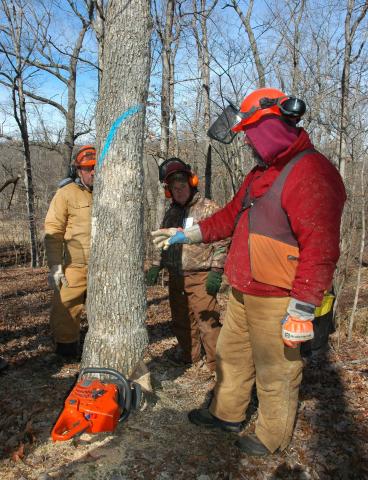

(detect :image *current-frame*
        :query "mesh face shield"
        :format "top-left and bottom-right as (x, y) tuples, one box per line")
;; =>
(207, 104), (241, 144)
(207, 96), (306, 145)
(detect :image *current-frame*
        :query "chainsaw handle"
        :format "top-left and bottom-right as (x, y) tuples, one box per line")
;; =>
(51, 414), (90, 442)
(79, 367), (132, 420)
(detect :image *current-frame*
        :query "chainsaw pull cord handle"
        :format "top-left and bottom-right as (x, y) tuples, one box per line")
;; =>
(80, 367), (133, 422)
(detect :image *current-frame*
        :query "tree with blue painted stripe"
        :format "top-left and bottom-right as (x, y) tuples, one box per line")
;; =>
(81, 0), (152, 389)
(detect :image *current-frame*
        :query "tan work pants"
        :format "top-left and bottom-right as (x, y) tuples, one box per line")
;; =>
(50, 265), (87, 343)
(168, 271), (221, 371)
(210, 288), (303, 452)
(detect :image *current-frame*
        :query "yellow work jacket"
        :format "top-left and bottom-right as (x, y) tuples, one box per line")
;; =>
(44, 182), (92, 267)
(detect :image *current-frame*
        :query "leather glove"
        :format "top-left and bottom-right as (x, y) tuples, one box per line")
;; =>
(281, 298), (315, 348)
(206, 271), (222, 296)
(151, 224), (202, 250)
(48, 264), (68, 291)
(146, 265), (160, 286)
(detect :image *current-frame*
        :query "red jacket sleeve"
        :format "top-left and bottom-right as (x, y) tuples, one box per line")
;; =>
(199, 170), (256, 243)
(282, 153), (346, 305)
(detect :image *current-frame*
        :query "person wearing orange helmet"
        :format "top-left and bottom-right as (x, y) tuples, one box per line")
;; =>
(148, 158), (228, 374)
(44, 145), (96, 358)
(152, 88), (346, 455)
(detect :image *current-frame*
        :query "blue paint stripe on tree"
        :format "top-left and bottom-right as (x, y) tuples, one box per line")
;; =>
(98, 104), (143, 169)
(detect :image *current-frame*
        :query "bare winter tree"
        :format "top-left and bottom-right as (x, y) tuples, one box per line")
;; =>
(152, 0), (179, 228)
(0, 0), (40, 266)
(228, 0), (266, 88)
(81, 0), (152, 374)
(191, 0), (218, 199)
(0, 0), (96, 166)
(338, 0), (368, 180)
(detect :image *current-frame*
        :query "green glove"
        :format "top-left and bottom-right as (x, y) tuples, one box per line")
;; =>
(146, 265), (160, 286)
(206, 271), (222, 296)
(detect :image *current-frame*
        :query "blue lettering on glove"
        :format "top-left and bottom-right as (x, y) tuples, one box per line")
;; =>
(168, 231), (190, 245)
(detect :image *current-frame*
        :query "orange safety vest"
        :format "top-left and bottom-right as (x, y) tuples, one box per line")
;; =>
(242, 149), (315, 290)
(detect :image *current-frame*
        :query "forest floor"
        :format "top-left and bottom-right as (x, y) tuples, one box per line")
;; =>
(0, 266), (367, 480)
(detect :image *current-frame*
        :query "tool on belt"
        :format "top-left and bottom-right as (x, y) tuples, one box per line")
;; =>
(51, 367), (141, 442)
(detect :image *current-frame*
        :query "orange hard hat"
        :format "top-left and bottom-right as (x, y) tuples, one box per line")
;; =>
(75, 145), (96, 167)
(232, 87), (286, 132)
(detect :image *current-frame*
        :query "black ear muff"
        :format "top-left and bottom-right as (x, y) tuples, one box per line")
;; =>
(279, 97), (306, 118)
(68, 165), (77, 179)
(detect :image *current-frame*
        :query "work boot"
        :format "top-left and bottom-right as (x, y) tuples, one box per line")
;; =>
(0, 356), (8, 372)
(188, 408), (243, 433)
(55, 342), (79, 359)
(235, 434), (270, 456)
(165, 349), (192, 367)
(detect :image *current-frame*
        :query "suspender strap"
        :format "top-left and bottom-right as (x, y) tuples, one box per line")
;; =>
(234, 148), (315, 228)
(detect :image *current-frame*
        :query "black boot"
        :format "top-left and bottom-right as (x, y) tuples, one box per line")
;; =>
(55, 342), (79, 359)
(235, 434), (270, 456)
(188, 408), (243, 433)
(0, 357), (8, 372)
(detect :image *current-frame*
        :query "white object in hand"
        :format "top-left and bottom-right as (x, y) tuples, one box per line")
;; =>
(48, 264), (69, 291)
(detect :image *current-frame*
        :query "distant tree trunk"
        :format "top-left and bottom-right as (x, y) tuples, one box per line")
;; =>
(192, 0), (217, 198)
(348, 158), (366, 340)
(17, 83), (39, 268)
(81, 0), (152, 374)
(92, 0), (106, 87)
(230, 0), (266, 87)
(154, 0), (176, 228)
(1, 0), (39, 267)
(338, 0), (368, 179)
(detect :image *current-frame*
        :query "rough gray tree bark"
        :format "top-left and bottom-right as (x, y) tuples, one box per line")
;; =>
(81, 0), (152, 375)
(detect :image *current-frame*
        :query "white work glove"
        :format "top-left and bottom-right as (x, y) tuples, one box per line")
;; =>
(151, 224), (203, 250)
(282, 298), (315, 348)
(48, 264), (69, 291)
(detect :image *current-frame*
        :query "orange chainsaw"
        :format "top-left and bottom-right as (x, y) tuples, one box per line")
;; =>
(51, 367), (141, 442)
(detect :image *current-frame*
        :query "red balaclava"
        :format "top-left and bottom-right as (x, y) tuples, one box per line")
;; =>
(244, 116), (300, 166)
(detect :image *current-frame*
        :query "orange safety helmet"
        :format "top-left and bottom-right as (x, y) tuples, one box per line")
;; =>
(232, 87), (287, 132)
(74, 145), (96, 167)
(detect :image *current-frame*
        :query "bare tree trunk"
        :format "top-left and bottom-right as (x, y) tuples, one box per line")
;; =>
(1, 0), (39, 267)
(192, 0), (218, 198)
(92, 0), (106, 87)
(348, 158), (366, 340)
(18, 86), (39, 268)
(82, 0), (152, 374)
(338, 0), (368, 179)
(153, 0), (175, 228)
(230, 0), (266, 87)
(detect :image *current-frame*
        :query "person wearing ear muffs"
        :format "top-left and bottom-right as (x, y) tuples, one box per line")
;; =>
(152, 88), (346, 456)
(44, 145), (95, 359)
(146, 158), (229, 374)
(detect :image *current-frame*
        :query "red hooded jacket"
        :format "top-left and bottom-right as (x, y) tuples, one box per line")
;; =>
(199, 128), (346, 306)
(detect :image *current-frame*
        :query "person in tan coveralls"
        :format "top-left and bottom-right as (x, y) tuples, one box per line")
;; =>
(146, 158), (228, 373)
(44, 145), (95, 358)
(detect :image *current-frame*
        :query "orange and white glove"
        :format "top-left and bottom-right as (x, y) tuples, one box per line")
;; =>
(282, 298), (315, 348)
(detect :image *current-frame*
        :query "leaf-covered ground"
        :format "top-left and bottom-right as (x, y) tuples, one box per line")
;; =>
(0, 267), (367, 480)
